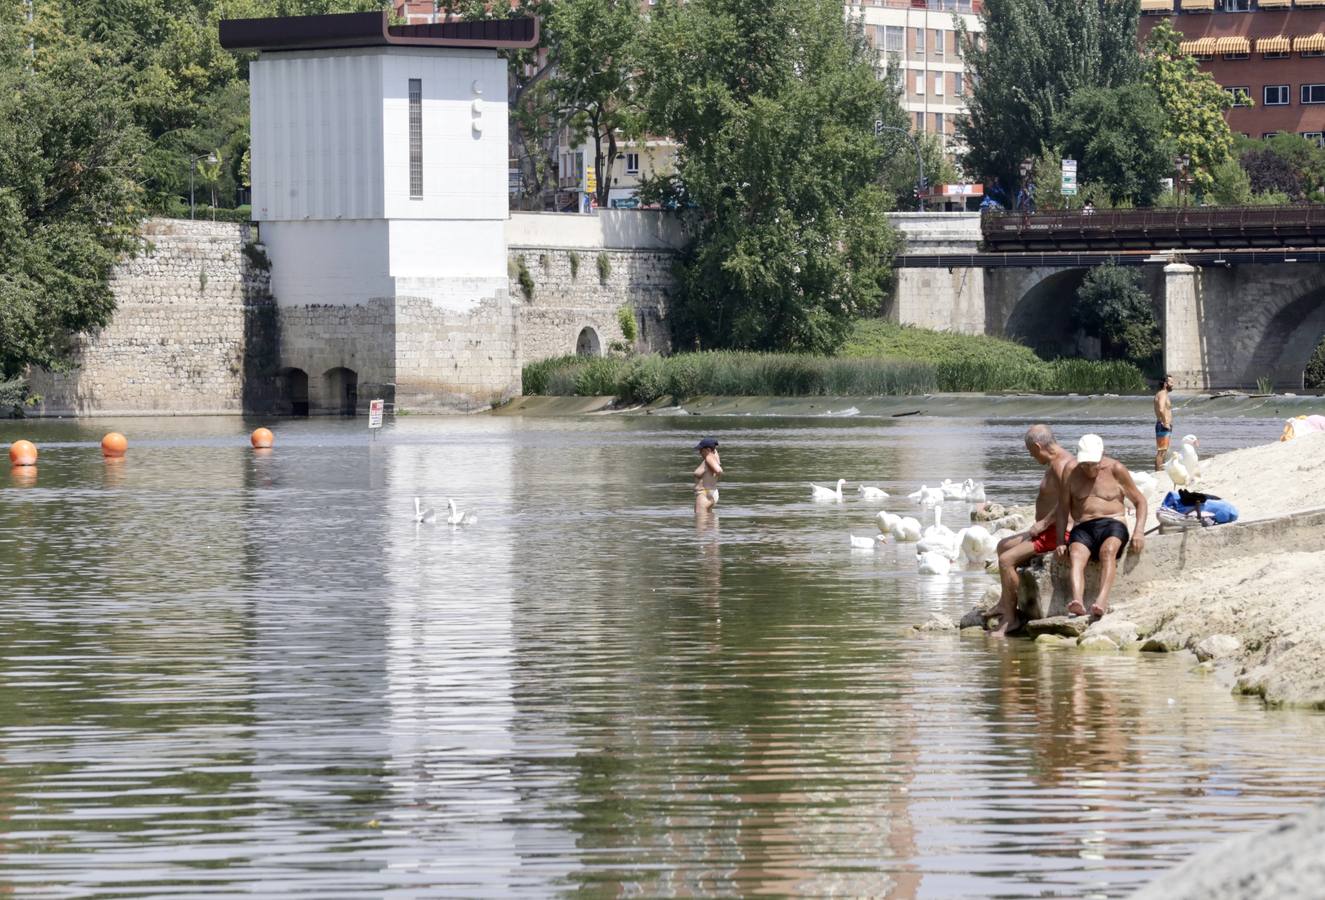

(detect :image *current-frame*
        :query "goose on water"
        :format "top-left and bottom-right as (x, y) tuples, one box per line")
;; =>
(810, 479), (847, 502)
(414, 497), (436, 525)
(876, 511), (902, 538)
(908, 485), (946, 507)
(850, 534), (880, 551)
(917, 550), (952, 576)
(857, 485), (890, 501)
(446, 499), (478, 526)
(894, 516), (923, 543)
(940, 479), (966, 500)
(962, 479), (987, 503)
(916, 507), (960, 559)
(958, 525), (996, 569)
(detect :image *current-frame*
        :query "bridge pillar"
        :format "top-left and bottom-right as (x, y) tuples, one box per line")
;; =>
(1163, 262), (1208, 390)
(893, 267), (986, 334)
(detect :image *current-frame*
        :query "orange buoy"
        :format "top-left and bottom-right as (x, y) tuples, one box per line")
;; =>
(250, 427), (274, 449)
(8, 440), (37, 467)
(101, 432), (128, 458)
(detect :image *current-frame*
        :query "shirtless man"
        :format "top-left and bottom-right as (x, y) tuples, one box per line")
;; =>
(991, 424), (1075, 637)
(693, 438), (723, 514)
(1056, 434), (1148, 619)
(1154, 374), (1174, 471)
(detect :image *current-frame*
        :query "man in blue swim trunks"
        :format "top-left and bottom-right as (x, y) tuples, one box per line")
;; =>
(1056, 434), (1148, 619)
(1154, 374), (1174, 471)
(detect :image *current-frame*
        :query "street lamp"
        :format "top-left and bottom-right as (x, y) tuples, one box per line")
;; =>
(874, 120), (926, 212)
(189, 151), (218, 220)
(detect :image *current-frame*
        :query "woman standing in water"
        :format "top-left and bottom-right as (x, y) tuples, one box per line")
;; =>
(693, 438), (723, 514)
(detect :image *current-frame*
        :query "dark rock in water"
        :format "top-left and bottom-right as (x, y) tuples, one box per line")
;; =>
(1026, 615), (1090, 639)
(1131, 801), (1325, 900)
(959, 607), (990, 629)
(1141, 633), (1183, 652)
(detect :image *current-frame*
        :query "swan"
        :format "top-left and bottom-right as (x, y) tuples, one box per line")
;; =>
(959, 524), (996, 569)
(962, 479), (987, 503)
(414, 497), (436, 525)
(876, 511), (901, 536)
(917, 550), (952, 576)
(940, 479), (966, 500)
(1165, 451), (1190, 488)
(894, 516), (923, 543)
(908, 485), (945, 507)
(1180, 434), (1200, 481)
(857, 485), (890, 501)
(850, 534), (879, 551)
(917, 507), (960, 559)
(810, 479), (847, 502)
(446, 499), (478, 526)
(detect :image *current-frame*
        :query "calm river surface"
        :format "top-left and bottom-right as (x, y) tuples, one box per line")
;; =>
(2, 409), (1323, 898)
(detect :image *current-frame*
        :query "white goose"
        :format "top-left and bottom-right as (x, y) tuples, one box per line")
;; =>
(894, 516), (923, 543)
(917, 550), (952, 576)
(1165, 450), (1190, 488)
(876, 511), (902, 537)
(908, 485), (946, 507)
(958, 524), (996, 569)
(446, 499), (478, 526)
(810, 479), (847, 502)
(916, 507), (960, 560)
(414, 497), (436, 524)
(857, 485), (890, 501)
(1180, 434), (1201, 482)
(962, 479), (987, 503)
(1129, 469), (1158, 496)
(939, 479), (966, 500)
(849, 534), (880, 551)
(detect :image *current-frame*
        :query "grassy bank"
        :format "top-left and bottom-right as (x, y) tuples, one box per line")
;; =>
(524, 323), (1147, 402)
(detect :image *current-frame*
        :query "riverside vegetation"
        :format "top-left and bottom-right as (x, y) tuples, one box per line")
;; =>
(523, 322), (1147, 402)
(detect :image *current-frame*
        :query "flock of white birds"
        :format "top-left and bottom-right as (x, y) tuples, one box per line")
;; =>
(413, 496), (478, 527)
(820, 434), (1202, 578)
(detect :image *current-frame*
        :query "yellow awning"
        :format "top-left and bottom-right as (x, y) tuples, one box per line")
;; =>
(1179, 0), (1214, 10)
(1258, 0), (1292, 7)
(1295, 34), (1325, 53)
(1257, 36), (1291, 54)
(1214, 36), (1250, 54)
(1179, 37), (1216, 55)
(1140, 0), (1173, 11)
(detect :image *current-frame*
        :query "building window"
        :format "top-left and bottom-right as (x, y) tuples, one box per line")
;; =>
(624, 152), (640, 174)
(915, 72), (925, 95)
(1225, 86), (1252, 106)
(933, 29), (944, 56)
(934, 112), (945, 135)
(1304, 49), (1325, 59)
(1218, 0), (1251, 10)
(884, 25), (904, 54)
(1223, 51), (1249, 60)
(1264, 50), (1289, 59)
(934, 72), (944, 95)
(915, 111), (924, 131)
(1303, 84), (1325, 104)
(408, 78), (423, 199)
(1264, 84), (1290, 106)
(913, 27), (924, 54)
(1304, 132), (1325, 148)
(954, 72), (965, 96)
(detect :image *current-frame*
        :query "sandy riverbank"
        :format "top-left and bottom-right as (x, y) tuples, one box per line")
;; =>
(961, 432), (1325, 709)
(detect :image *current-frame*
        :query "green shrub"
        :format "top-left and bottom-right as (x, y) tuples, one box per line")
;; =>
(617, 306), (639, 344)
(621, 355), (669, 403)
(0, 376), (28, 417)
(596, 251), (611, 284)
(516, 255), (535, 301)
(574, 356), (628, 396)
(1306, 339), (1325, 389)
(568, 250), (581, 280)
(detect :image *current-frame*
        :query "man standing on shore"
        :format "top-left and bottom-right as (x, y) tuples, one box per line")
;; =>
(1057, 434), (1148, 619)
(1154, 374), (1174, 471)
(991, 425), (1076, 637)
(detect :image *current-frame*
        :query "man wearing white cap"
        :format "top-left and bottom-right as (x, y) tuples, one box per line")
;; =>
(1055, 433), (1148, 618)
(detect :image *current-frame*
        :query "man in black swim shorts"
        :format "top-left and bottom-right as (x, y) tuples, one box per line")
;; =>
(1055, 434), (1148, 619)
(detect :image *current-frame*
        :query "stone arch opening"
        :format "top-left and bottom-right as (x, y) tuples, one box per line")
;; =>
(1004, 268), (1091, 359)
(575, 326), (602, 357)
(280, 367), (309, 417)
(1244, 287), (1325, 390)
(324, 367), (359, 416)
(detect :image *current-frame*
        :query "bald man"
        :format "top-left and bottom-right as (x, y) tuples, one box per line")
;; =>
(991, 425), (1076, 637)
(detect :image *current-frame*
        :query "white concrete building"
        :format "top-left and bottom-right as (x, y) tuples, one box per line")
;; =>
(848, 0), (983, 157)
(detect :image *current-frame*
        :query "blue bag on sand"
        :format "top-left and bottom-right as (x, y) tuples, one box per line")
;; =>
(1161, 491), (1239, 525)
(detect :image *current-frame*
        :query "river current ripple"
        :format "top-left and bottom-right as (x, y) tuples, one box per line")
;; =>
(1, 413), (1322, 898)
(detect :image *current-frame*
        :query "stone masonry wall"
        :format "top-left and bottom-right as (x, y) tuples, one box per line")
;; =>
(513, 247), (675, 363)
(28, 218), (276, 416)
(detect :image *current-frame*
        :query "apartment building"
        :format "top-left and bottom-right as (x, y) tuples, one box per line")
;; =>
(849, 1), (983, 154)
(1138, 0), (1325, 142)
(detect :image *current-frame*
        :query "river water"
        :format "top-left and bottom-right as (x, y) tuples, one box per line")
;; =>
(2, 409), (1323, 898)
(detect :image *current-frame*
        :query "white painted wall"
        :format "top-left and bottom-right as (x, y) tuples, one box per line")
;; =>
(263, 220), (392, 307)
(506, 210), (687, 250)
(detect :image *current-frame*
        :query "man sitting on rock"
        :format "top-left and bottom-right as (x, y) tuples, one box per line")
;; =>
(991, 424), (1075, 637)
(1056, 434), (1148, 619)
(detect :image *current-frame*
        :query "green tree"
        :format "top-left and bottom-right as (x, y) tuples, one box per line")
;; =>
(1144, 20), (1235, 196)
(547, 0), (641, 210)
(1074, 264), (1161, 370)
(1054, 83), (1173, 207)
(1207, 157), (1253, 205)
(882, 131), (958, 212)
(958, 0), (1142, 200)
(0, 9), (145, 381)
(640, 0), (902, 353)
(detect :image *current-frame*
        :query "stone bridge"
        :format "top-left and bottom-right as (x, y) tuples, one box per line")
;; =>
(891, 212), (1325, 390)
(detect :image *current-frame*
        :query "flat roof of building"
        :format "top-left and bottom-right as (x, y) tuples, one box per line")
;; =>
(219, 11), (539, 53)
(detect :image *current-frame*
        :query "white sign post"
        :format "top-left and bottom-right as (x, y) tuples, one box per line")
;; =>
(368, 398), (385, 432)
(1061, 158), (1079, 198)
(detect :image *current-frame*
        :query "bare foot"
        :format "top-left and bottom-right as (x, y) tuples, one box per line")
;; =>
(1066, 600), (1087, 617)
(1090, 602), (1109, 619)
(991, 611), (1021, 638)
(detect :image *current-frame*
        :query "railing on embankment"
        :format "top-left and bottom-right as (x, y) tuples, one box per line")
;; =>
(983, 205), (1325, 252)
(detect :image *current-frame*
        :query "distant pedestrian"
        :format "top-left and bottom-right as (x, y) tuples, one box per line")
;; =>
(1083, 201), (1095, 216)
(1154, 374), (1175, 471)
(693, 438), (723, 514)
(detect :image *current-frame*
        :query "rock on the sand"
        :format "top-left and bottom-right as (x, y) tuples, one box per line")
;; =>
(1078, 634), (1120, 651)
(1027, 616), (1090, 639)
(1086, 618), (1139, 647)
(1131, 801), (1325, 900)
(1194, 634), (1241, 662)
(1035, 633), (1075, 647)
(914, 613), (957, 632)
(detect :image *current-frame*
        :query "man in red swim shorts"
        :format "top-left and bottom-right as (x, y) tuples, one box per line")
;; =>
(991, 425), (1076, 637)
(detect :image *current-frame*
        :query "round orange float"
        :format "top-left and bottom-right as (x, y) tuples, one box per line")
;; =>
(250, 427), (274, 449)
(101, 432), (128, 458)
(8, 440), (37, 467)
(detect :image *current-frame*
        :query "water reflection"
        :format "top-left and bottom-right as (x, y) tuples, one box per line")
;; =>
(0, 412), (1319, 898)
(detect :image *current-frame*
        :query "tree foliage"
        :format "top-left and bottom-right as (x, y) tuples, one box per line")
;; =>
(0, 7), (146, 379)
(640, 0), (903, 353)
(1143, 20), (1235, 195)
(1074, 264), (1161, 369)
(958, 0), (1142, 198)
(1234, 133), (1325, 201)
(1054, 83), (1173, 207)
